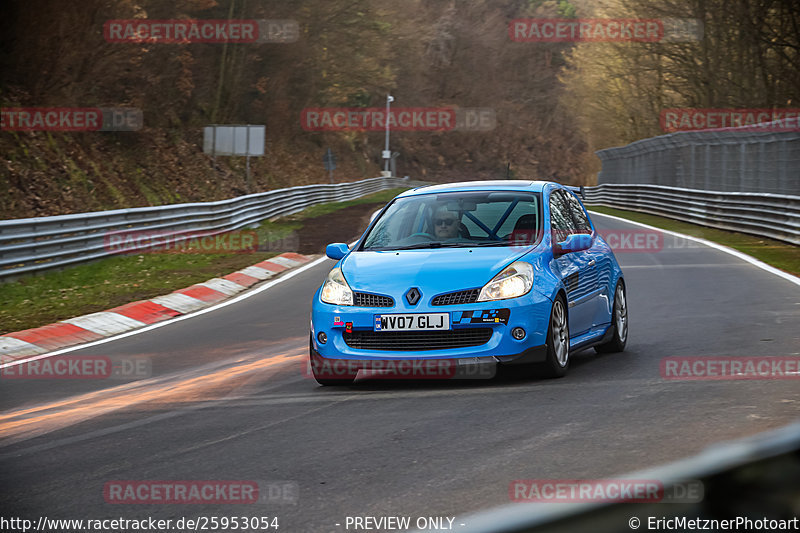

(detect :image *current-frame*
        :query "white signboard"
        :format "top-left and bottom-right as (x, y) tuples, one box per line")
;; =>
(203, 125), (265, 156)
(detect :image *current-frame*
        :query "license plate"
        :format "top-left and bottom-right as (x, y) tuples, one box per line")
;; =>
(374, 313), (450, 331)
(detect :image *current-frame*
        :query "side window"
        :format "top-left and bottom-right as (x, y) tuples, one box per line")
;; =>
(563, 192), (592, 234)
(549, 191), (576, 243)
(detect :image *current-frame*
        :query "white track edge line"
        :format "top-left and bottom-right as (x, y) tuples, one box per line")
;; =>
(0, 256), (329, 369)
(588, 210), (800, 287)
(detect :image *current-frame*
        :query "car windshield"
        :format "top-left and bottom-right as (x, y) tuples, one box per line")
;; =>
(360, 191), (542, 250)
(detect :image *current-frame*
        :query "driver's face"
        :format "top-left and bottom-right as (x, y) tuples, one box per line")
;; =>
(433, 210), (459, 239)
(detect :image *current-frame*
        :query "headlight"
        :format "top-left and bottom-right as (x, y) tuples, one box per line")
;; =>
(320, 267), (353, 305)
(477, 261), (533, 301)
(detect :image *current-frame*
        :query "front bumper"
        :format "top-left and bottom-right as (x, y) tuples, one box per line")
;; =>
(308, 342), (547, 381)
(310, 288), (552, 363)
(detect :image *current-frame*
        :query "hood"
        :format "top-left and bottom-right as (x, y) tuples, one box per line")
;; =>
(340, 247), (532, 299)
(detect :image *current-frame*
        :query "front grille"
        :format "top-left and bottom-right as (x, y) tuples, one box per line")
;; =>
(431, 288), (481, 306)
(354, 292), (394, 307)
(343, 328), (492, 351)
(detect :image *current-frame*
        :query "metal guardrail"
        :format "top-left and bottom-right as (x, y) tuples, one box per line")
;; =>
(583, 183), (800, 246)
(595, 126), (800, 196)
(0, 176), (411, 280)
(4, 175), (795, 282)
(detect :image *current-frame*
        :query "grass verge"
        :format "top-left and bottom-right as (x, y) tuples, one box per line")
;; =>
(588, 206), (799, 276)
(285, 188), (402, 220)
(0, 187), (408, 335)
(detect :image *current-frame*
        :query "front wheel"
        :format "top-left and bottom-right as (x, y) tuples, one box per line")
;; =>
(595, 280), (628, 353)
(536, 295), (570, 378)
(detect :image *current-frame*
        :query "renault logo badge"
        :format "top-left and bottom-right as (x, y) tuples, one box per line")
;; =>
(405, 287), (421, 305)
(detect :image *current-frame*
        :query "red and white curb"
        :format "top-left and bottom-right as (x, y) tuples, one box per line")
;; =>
(0, 252), (313, 364)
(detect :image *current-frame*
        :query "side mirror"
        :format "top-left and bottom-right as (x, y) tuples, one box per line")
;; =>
(325, 243), (350, 260)
(557, 233), (592, 254)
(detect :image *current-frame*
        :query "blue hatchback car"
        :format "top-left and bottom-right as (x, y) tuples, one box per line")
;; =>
(309, 181), (627, 385)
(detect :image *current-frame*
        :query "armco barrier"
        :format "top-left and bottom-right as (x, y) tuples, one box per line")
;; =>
(4, 177), (795, 281)
(0, 176), (411, 280)
(583, 183), (800, 246)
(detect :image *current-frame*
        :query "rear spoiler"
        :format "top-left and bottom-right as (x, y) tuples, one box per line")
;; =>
(566, 186), (585, 200)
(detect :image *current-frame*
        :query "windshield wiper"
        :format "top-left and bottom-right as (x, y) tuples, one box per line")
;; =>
(388, 242), (465, 250)
(365, 241), (528, 251)
(468, 241), (513, 247)
(367, 241), (515, 251)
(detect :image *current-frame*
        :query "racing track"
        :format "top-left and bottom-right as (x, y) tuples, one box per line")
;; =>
(1, 213), (799, 532)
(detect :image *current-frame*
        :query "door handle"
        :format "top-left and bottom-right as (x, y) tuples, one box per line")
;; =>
(588, 259), (596, 266)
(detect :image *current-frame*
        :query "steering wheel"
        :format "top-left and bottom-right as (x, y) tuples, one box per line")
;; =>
(409, 232), (434, 240)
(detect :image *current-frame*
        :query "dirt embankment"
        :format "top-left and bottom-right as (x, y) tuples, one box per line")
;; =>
(294, 202), (385, 254)
(0, 126), (381, 219)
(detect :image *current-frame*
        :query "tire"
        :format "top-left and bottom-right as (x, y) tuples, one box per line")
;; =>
(595, 280), (628, 354)
(536, 294), (570, 378)
(309, 336), (357, 386)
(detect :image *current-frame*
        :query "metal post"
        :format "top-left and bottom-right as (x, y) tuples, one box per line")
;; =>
(246, 156), (251, 192)
(720, 144), (728, 191)
(779, 140), (787, 194)
(383, 94), (394, 175)
(739, 143), (746, 192)
(324, 147), (336, 183)
(245, 126), (252, 193)
(212, 126), (217, 167)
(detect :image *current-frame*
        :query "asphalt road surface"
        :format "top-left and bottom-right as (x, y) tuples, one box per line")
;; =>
(1, 213), (798, 532)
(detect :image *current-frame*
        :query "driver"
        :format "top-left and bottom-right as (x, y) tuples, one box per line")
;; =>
(432, 205), (461, 239)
